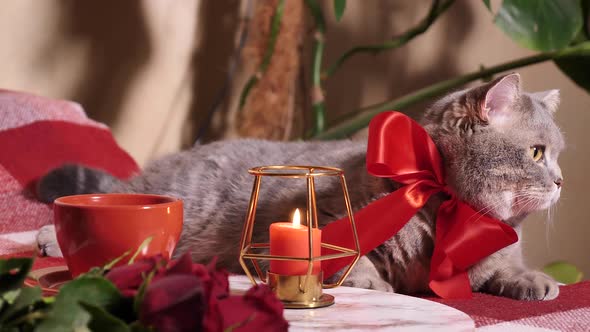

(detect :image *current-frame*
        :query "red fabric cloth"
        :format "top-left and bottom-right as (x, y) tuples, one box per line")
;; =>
(321, 111), (517, 299)
(0, 89), (139, 255)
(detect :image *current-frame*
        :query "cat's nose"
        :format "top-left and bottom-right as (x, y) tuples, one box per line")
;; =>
(554, 178), (563, 188)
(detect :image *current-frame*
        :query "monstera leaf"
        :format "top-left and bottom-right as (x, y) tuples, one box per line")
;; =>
(494, 0), (583, 52)
(555, 54), (590, 92)
(482, 0), (590, 92)
(554, 0), (590, 94)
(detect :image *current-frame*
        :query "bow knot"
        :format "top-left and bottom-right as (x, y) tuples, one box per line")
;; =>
(441, 185), (455, 198)
(321, 111), (518, 299)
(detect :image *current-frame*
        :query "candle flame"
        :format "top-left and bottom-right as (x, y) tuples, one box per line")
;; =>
(292, 208), (301, 227)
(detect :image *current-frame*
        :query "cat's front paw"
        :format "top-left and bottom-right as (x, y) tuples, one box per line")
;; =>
(487, 270), (559, 300)
(36, 225), (63, 257)
(342, 275), (394, 292)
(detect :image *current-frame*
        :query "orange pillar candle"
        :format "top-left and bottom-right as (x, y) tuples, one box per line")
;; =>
(269, 209), (322, 275)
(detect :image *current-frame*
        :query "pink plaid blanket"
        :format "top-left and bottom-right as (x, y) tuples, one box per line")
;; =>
(0, 89), (138, 255)
(433, 282), (590, 331)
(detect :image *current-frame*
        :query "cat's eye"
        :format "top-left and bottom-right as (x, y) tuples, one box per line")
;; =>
(529, 145), (545, 162)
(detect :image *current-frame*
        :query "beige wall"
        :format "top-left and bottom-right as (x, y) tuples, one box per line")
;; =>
(0, 1), (588, 278)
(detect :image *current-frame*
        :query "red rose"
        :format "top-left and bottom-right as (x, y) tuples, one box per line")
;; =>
(105, 253), (288, 332)
(140, 274), (206, 332)
(203, 284), (288, 332)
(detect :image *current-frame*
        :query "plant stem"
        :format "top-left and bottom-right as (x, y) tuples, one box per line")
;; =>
(305, 0), (327, 135)
(238, 0), (285, 109)
(324, 0), (455, 78)
(313, 42), (590, 140)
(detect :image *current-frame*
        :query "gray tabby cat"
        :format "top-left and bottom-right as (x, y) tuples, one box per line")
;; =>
(37, 73), (564, 300)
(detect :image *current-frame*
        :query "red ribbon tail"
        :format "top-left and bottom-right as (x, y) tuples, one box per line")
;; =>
(321, 185), (435, 279)
(429, 272), (473, 299)
(428, 200), (518, 298)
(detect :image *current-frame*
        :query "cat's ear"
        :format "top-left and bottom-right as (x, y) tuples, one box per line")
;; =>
(481, 73), (520, 126)
(533, 89), (560, 113)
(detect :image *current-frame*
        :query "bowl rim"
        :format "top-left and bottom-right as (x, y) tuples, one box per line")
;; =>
(53, 193), (182, 209)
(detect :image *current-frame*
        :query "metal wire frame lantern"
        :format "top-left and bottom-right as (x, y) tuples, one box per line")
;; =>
(238, 165), (360, 308)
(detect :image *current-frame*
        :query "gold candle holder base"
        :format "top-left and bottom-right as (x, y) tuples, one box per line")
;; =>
(268, 272), (334, 309)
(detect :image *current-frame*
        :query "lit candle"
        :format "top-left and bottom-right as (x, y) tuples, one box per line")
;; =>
(269, 208), (321, 275)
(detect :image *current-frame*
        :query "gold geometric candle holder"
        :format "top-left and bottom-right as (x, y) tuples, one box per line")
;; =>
(238, 165), (360, 309)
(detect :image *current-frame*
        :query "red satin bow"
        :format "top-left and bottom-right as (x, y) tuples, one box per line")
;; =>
(321, 111), (518, 299)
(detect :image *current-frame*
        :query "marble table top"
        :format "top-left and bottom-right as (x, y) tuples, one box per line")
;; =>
(230, 276), (475, 331)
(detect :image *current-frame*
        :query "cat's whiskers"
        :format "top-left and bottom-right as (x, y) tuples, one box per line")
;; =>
(497, 189), (545, 217)
(468, 190), (539, 222)
(545, 204), (554, 245)
(466, 197), (508, 223)
(515, 196), (538, 216)
(510, 188), (558, 244)
(545, 197), (561, 244)
(465, 192), (532, 224)
(499, 191), (539, 216)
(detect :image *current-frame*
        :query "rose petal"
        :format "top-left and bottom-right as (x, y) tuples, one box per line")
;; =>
(204, 257), (230, 299)
(105, 258), (158, 296)
(244, 284), (285, 318)
(166, 252), (194, 275)
(140, 274), (206, 332)
(205, 286), (288, 332)
(151, 252), (194, 284)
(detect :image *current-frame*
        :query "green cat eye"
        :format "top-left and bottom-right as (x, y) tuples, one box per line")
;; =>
(529, 145), (545, 162)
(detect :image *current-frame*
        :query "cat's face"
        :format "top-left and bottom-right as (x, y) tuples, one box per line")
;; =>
(422, 74), (564, 223)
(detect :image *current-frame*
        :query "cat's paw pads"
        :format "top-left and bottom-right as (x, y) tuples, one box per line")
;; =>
(342, 276), (394, 292)
(489, 270), (559, 300)
(36, 225), (63, 257)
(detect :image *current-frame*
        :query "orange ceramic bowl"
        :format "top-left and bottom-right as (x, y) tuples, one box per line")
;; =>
(53, 193), (183, 277)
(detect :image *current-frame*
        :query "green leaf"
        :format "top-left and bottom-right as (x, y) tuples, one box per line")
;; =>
(334, 0), (346, 21)
(554, 41), (590, 92)
(1, 290), (21, 305)
(36, 276), (123, 332)
(555, 55), (590, 92)
(483, 0), (491, 11)
(0, 257), (33, 293)
(79, 302), (130, 332)
(495, 0), (584, 51)
(0, 287), (42, 323)
(0, 289), (20, 320)
(543, 261), (584, 284)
